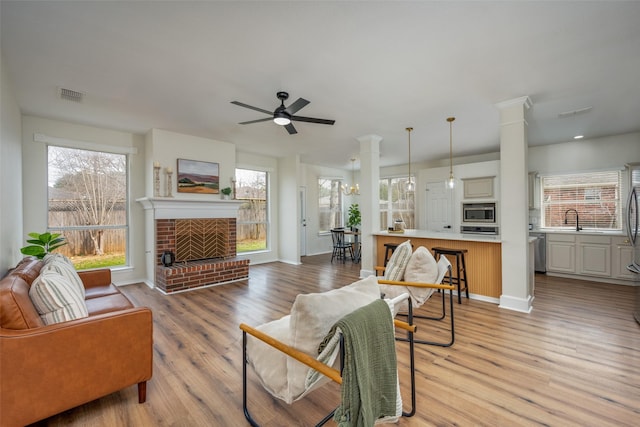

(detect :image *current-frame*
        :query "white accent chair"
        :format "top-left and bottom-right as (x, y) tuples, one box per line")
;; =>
(239, 276), (417, 426)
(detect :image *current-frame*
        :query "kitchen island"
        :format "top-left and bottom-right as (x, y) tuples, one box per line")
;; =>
(374, 230), (502, 301)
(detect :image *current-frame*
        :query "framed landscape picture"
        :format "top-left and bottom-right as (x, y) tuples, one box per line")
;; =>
(177, 159), (219, 194)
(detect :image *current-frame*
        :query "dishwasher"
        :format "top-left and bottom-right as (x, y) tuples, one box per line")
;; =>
(529, 232), (546, 273)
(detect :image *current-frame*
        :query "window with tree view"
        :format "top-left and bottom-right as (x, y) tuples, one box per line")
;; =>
(236, 169), (268, 252)
(47, 145), (128, 270)
(318, 178), (343, 233)
(541, 170), (622, 231)
(380, 176), (415, 230)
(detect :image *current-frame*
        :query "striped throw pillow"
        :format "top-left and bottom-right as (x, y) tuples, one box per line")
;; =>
(42, 255), (85, 298)
(383, 240), (412, 281)
(29, 270), (89, 325)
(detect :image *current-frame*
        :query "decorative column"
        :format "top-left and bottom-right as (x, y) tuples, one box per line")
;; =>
(357, 134), (383, 277)
(497, 96), (533, 313)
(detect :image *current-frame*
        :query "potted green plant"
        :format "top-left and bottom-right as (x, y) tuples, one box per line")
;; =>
(221, 187), (232, 199)
(20, 232), (68, 259)
(347, 203), (361, 231)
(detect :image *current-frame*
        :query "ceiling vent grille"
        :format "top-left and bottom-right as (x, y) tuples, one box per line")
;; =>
(58, 87), (84, 103)
(557, 106), (592, 118)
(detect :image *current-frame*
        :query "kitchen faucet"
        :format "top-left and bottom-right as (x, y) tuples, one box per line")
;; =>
(564, 209), (582, 231)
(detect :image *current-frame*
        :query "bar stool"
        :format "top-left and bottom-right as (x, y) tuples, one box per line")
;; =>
(432, 247), (469, 304)
(383, 243), (400, 266)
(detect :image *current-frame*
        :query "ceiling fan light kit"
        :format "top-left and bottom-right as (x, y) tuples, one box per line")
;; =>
(273, 111), (291, 126)
(231, 91), (334, 135)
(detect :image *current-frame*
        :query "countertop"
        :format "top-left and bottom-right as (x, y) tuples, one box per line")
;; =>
(374, 229), (502, 243)
(529, 228), (625, 236)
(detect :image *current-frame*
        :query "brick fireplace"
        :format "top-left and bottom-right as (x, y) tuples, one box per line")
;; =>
(137, 197), (249, 293)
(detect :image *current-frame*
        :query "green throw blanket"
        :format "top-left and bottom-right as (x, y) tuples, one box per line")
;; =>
(321, 299), (398, 427)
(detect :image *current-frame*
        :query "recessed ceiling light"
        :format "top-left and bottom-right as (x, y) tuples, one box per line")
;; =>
(574, 135), (584, 140)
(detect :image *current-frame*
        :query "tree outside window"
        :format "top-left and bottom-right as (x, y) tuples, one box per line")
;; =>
(236, 169), (268, 252)
(318, 178), (343, 233)
(47, 146), (128, 269)
(380, 176), (414, 230)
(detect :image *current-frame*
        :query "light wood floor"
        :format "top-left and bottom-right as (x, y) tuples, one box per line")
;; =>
(31, 255), (639, 426)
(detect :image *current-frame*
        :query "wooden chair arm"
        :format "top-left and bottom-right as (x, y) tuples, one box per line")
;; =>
(240, 316), (415, 384)
(374, 266), (386, 276)
(394, 319), (417, 333)
(239, 323), (342, 385)
(377, 279), (455, 291)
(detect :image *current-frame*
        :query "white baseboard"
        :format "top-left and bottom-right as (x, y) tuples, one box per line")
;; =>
(499, 294), (534, 313)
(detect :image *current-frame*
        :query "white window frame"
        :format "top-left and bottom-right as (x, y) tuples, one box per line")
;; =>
(318, 177), (344, 234)
(235, 168), (270, 254)
(379, 175), (415, 231)
(540, 169), (623, 231)
(46, 143), (130, 269)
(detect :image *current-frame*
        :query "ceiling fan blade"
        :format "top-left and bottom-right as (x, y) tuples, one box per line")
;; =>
(285, 98), (310, 115)
(238, 117), (273, 125)
(291, 115), (336, 125)
(231, 101), (272, 115)
(285, 123), (298, 134)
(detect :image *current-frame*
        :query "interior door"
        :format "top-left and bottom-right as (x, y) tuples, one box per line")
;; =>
(426, 182), (453, 232)
(299, 186), (307, 256)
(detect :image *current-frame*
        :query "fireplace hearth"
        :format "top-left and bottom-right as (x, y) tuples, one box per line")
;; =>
(137, 197), (249, 293)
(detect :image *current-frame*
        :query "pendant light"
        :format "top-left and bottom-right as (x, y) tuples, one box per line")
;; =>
(342, 158), (360, 196)
(447, 117), (456, 189)
(406, 127), (415, 192)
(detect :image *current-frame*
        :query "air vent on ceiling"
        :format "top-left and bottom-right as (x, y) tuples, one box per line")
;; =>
(557, 106), (592, 118)
(58, 87), (84, 103)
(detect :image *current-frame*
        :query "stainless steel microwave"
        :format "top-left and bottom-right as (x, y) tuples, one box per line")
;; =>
(462, 202), (496, 223)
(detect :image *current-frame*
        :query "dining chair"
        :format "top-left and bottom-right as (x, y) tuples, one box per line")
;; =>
(330, 229), (353, 263)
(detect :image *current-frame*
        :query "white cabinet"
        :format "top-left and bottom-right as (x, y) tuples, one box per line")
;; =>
(463, 177), (494, 199)
(547, 233), (576, 273)
(528, 238), (535, 296)
(612, 236), (635, 280)
(577, 235), (611, 277)
(546, 233), (634, 282)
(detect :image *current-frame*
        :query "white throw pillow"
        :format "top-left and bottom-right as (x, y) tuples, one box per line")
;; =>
(285, 275), (381, 402)
(29, 270), (89, 325)
(383, 240), (412, 281)
(246, 315), (291, 402)
(403, 246), (439, 307)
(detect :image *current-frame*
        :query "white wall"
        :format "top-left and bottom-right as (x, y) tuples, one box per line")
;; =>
(301, 163), (352, 256)
(1, 52), (24, 271)
(146, 128), (236, 199)
(278, 155), (300, 264)
(528, 132), (640, 227)
(529, 132), (640, 174)
(418, 160), (500, 231)
(21, 116), (147, 285)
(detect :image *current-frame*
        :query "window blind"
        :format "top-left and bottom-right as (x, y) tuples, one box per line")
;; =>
(541, 170), (622, 230)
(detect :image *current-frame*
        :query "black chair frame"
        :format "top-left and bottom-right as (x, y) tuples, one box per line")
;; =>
(330, 229), (353, 263)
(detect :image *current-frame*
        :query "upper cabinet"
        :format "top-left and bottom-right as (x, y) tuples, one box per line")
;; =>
(463, 176), (494, 199)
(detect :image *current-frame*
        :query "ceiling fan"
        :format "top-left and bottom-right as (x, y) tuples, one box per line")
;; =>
(231, 91), (335, 135)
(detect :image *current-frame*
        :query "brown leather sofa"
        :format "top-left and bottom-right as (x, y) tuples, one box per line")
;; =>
(0, 257), (153, 427)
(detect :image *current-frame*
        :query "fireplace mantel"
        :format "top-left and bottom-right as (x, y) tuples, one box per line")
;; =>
(136, 197), (243, 219)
